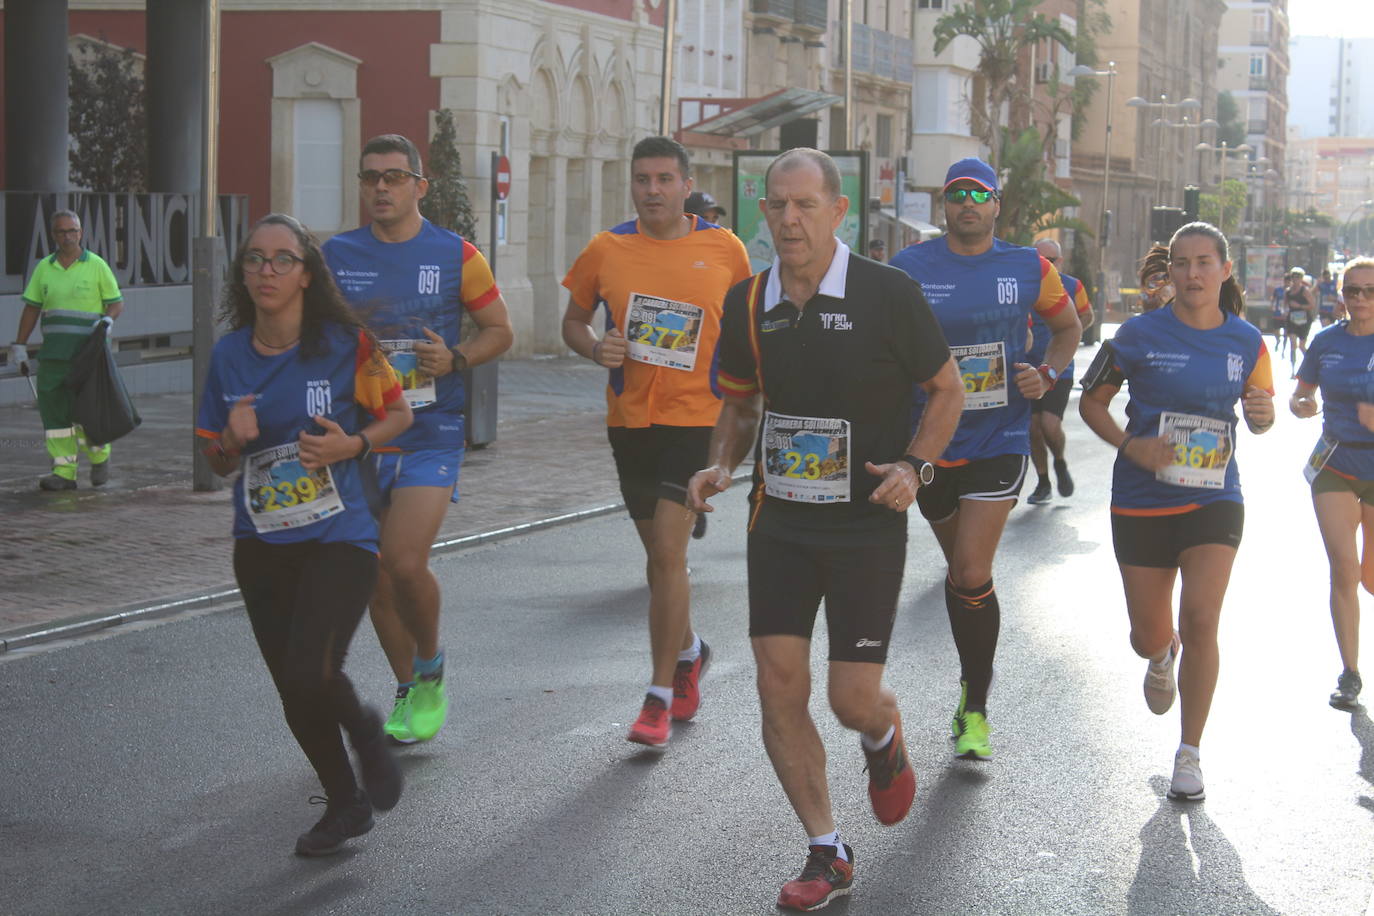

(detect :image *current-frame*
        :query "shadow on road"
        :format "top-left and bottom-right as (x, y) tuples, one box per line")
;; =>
(1352, 708), (1374, 817)
(1126, 776), (1280, 915)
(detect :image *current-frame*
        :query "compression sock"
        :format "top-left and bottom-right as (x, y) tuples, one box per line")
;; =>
(945, 576), (1001, 712)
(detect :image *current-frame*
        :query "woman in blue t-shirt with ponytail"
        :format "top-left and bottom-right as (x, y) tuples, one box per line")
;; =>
(196, 213), (412, 856)
(1080, 222), (1275, 802)
(1292, 256), (1374, 711)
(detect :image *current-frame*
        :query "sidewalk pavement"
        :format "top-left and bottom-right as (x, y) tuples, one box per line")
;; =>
(0, 356), (631, 649)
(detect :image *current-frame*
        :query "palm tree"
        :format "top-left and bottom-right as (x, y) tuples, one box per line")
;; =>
(932, 0), (1075, 171)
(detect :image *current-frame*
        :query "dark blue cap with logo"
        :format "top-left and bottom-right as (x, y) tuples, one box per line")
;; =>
(943, 158), (1000, 193)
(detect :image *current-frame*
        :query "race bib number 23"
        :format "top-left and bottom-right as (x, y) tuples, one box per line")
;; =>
(762, 411), (851, 503)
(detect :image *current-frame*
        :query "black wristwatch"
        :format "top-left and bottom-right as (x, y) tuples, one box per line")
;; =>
(899, 455), (935, 486)
(450, 346), (469, 372)
(355, 431), (373, 461)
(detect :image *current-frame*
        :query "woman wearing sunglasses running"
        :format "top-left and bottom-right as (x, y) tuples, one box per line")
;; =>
(1079, 221), (1274, 801)
(1291, 256), (1374, 710)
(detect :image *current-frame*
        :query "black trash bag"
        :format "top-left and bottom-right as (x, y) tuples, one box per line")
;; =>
(65, 320), (142, 447)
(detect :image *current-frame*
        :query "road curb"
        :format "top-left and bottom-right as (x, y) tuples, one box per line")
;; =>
(0, 467), (753, 656)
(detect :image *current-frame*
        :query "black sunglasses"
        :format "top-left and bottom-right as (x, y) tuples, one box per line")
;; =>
(358, 168), (424, 187)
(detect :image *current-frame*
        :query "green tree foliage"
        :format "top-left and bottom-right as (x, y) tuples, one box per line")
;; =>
(420, 109), (479, 242)
(1197, 179), (1248, 237)
(68, 40), (147, 192)
(996, 127), (1090, 245)
(1215, 92), (1246, 149)
(933, 0), (1075, 171)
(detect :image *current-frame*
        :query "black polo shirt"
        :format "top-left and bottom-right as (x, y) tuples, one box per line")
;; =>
(717, 245), (950, 546)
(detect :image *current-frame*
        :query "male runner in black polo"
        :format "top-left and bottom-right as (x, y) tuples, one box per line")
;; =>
(689, 148), (963, 911)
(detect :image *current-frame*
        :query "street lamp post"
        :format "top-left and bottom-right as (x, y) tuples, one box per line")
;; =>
(1343, 199), (1374, 257)
(1126, 93), (1202, 205)
(1196, 141), (1253, 235)
(1069, 60), (1116, 338)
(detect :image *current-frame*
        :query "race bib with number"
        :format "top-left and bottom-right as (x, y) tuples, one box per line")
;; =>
(1304, 433), (1339, 484)
(1155, 411), (1233, 489)
(625, 293), (704, 371)
(380, 339), (436, 409)
(762, 412), (851, 503)
(1290, 310), (1310, 326)
(953, 341), (1008, 410)
(243, 442), (345, 533)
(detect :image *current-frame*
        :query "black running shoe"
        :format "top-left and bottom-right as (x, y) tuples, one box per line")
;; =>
(1027, 478), (1052, 505)
(294, 791), (374, 856)
(1054, 459), (1074, 497)
(350, 706), (403, 811)
(1330, 669), (1363, 710)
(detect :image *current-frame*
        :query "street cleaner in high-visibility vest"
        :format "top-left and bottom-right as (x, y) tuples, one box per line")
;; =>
(9, 209), (124, 491)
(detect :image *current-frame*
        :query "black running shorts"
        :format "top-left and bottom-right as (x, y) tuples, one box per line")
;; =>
(1030, 374), (1073, 418)
(747, 530), (906, 663)
(1111, 500), (1244, 568)
(916, 454), (1028, 522)
(607, 425), (713, 520)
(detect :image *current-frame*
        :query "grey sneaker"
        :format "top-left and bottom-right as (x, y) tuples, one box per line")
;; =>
(90, 461), (110, 487)
(1144, 632), (1181, 715)
(1168, 748), (1205, 801)
(1330, 669), (1362, 710)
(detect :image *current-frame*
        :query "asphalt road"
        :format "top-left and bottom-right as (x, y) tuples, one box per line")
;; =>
(1, 367), (1371, 915)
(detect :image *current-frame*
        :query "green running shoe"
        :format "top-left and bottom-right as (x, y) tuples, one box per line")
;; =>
(383, 685), (418, 745)
(955, 710), (992, 760)
(409, 664), (448, 741)
(950, 680), (969, 739)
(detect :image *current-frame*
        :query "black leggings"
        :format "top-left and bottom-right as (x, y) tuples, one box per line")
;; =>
(233, 538), (378, 799)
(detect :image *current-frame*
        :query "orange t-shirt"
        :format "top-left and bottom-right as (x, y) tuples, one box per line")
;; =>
(562, 217), (753, 428)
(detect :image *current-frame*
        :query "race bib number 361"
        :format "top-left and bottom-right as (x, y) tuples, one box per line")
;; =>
(953, 341), (1007, 410)
(243, 442), (344, 533)
(1155, 411), (1233, 489)
(762, 412), (851, 503)
(626, 292), (704, 371)
(380, 339), (437, 409)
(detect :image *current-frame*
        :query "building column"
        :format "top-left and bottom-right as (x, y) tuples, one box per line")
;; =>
(146, 0), (206, 193)
(5, 0), (69, 190)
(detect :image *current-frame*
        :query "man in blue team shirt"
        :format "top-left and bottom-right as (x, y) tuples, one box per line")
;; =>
(324, 134), (514, 745)
(1318, 269), (1340, 327)
(889, 158), (1080, 760)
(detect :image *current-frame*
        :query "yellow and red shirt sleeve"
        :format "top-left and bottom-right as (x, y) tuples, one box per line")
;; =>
(561, 235), (606, 313)
(1032, 258), (1070, 318)
(1247, 340), (1275, 395)
(1073, 282), (1091, 317)
(459, 240), (501, 311)
(354, 331), (404, 420)
(717, 274), (765, 398)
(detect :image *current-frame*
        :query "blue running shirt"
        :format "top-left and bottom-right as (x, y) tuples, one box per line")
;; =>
(323, 221), (500, 451)
(196, 323), (403, 550)
(1105, 306), (1273, 513)
(890, 237), (1069, 462)
(1297, 321), (1374, 480)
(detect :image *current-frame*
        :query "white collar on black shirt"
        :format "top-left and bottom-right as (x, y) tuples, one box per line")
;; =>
(764, 239), (850, 310)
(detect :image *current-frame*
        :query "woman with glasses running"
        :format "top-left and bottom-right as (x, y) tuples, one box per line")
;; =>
(1291, 256), (1374, 710)
(1079, 222), (1274, 801)
(196, 213), (413, 855)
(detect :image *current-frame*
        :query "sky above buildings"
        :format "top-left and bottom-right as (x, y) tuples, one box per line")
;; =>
(1290, 2), (1374, 38)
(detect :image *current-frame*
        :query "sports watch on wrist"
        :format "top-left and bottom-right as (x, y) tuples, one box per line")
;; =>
(450, 346), (469, 373)
(899, 455), (935, 487)
(1037, 363), (1059, 385)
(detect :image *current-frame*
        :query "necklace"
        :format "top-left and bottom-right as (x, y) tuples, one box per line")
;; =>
(253, 331), (300, 350)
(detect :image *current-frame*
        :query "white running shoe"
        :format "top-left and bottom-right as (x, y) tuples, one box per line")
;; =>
(1144, 632), (1181, 715)
(1168, 748), (1205, 801)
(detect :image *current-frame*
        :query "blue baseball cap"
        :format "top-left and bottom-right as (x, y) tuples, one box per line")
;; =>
(943, 157), (1000, 193)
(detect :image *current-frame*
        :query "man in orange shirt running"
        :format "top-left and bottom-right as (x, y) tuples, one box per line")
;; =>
(562, 136), (752, 750)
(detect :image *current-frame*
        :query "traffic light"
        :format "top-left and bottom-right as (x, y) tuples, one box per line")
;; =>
(1183, 186), (1200, 222)
(1150, 207), (1187, 243)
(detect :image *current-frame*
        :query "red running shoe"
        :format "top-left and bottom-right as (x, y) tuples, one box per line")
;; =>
(862, 711), (915, 825)
(777, 844), (854, 911)
(670, 640), (712, 721)
(626, 694), (671, 750)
